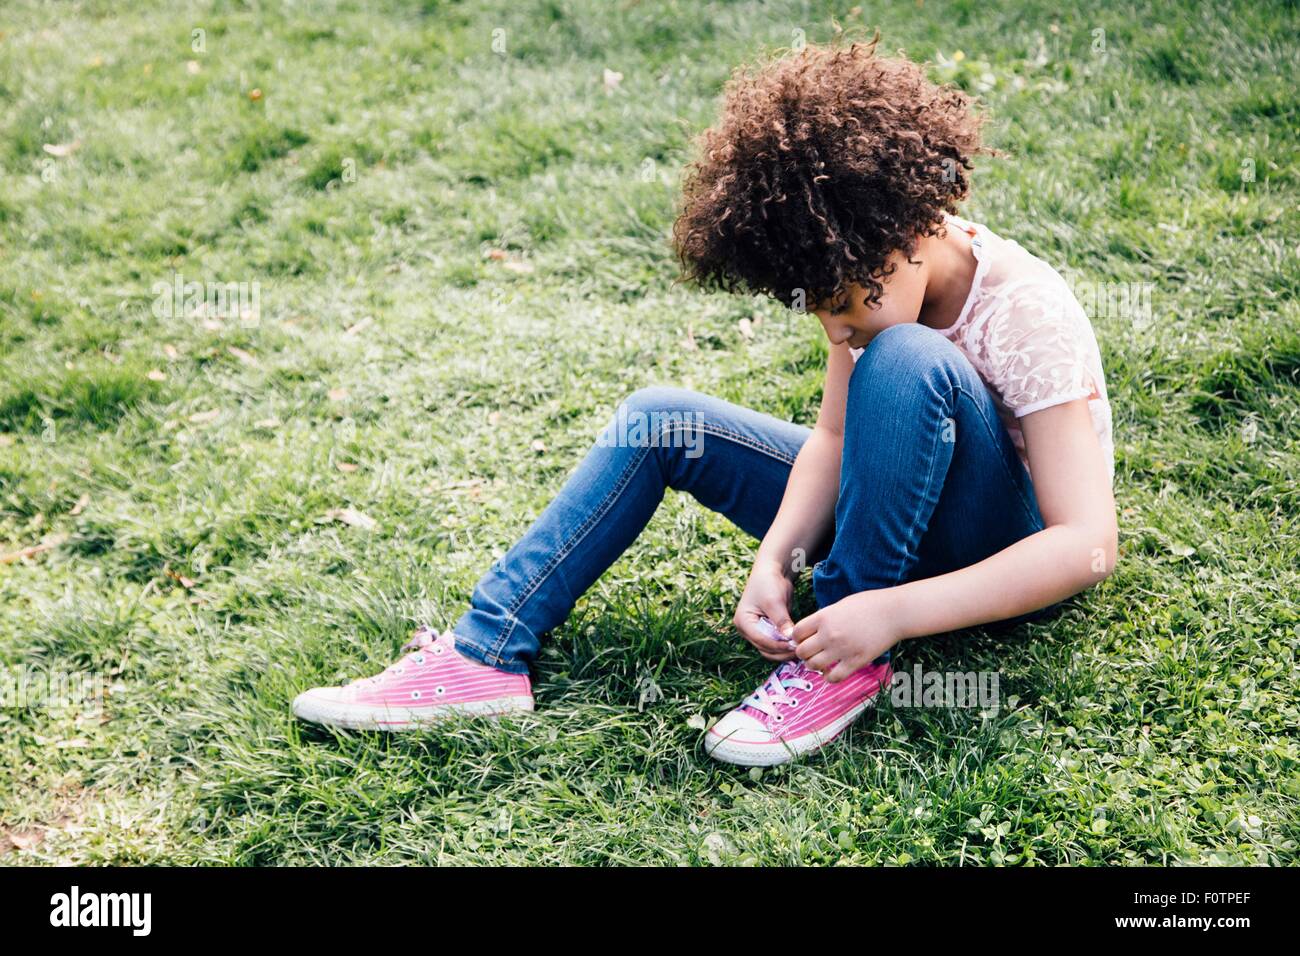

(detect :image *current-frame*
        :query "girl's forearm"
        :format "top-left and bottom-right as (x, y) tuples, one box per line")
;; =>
(755, 426), (842, 576)
(889, 523), (1116, 640)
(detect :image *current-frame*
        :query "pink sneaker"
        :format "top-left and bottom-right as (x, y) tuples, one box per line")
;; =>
(704, 658), (893, 766)
(292, 627), (534, 731)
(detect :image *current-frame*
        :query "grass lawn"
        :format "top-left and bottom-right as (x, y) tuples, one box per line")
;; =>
(1, 0), (1297, 865)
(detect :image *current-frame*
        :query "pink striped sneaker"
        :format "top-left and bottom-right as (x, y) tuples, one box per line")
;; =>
(292, 627), (533, 731)
(704, 658), (893, 766)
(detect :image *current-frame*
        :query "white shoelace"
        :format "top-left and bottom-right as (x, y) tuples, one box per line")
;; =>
(743, 661), (815, 719)
(401, 627), (440, 653)
(350, 627), (442, 686)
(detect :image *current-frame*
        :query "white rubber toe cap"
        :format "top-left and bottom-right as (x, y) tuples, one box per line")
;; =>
(292, 686), (347, 720)
(708, 709), (774, 746)
(704, 709), (797, 766)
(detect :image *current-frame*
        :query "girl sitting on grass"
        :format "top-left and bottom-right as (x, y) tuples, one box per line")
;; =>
(293, 39), (1118, 767)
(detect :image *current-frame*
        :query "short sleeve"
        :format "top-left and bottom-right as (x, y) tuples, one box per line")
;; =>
(981, 285), (1100, 418)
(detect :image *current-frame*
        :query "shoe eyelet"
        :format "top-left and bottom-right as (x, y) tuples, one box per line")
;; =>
(433, 646), (444, 655)
(413, 654), (425, 665)
(773, 714), (784, 722)
(435, 686), (445, 696)
(787, 699), (799, 707)
(411, 690), (422, 700)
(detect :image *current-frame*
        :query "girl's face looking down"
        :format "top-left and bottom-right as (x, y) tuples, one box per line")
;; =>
(811, 227), (976, 349)
(812, 247), (932, 350)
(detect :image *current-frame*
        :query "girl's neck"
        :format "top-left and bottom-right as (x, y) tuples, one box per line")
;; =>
(917, 224), (979, 332)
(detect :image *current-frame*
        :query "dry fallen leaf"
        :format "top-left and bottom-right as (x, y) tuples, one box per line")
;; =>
(488, 411), (502, 426)
(486, 248), (534, 273)
(189, 409), (220, 424)
(42, 141), (82, 157)
(253, 417), (280, 429)
(327, 387), (349, 402)
(5, 827), (45, 852)
(438, 478), (485, 494)
(323, 507), (377, 531)
(603, 68), (623, 93)
(69, 493), (90, 516)
(227, 346), (257, 366)
(248, 87), (263, 101)
(531, 439), (547, 453)
(162, 344), (179, 360)
(344, 316), (374, 336)
(186, 60), (201, 75)
(738, 317), (755, 341)
(0, 533), (69, 564)
(683, 325), (698, 351)
(165, 568), (197, 589)
(336, 462), (359, 473)
(146, 369), (167, 381)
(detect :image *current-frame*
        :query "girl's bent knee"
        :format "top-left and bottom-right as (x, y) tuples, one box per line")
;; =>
(852, 324), (974, 394)
(602, 387), (709, 464)
(621, 385), (707, 417)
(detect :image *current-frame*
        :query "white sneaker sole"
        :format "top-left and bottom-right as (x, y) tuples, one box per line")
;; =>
(292, 693), (535, 731)
(703, 695), (878, 767)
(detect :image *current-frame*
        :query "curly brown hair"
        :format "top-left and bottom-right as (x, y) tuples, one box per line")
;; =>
(673, 37), (988, 312)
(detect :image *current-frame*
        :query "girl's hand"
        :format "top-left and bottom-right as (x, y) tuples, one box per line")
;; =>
(734, 559), (797, 661)
(790, 591), (903, 682)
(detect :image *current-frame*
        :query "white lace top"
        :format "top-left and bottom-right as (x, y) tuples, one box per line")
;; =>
(851, 214), (1114, 483)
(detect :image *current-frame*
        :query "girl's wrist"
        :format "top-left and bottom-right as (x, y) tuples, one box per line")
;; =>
(878, 585), (918, 642)
(753, 552), (794, 581)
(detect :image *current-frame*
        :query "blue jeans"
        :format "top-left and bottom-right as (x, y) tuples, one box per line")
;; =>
(453, 324), (1047, 674)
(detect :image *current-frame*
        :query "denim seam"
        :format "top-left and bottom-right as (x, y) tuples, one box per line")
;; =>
(890, 385), (949, 587)
(453, 631), (526, 673)
(952, 384), (1042, 528)
(479, 419), (801, 668)
(867, 380), (1038, 590)
(658, 421), (801, 466)
(484, 442), (650, 667)
(822, 374), (1039, 605)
